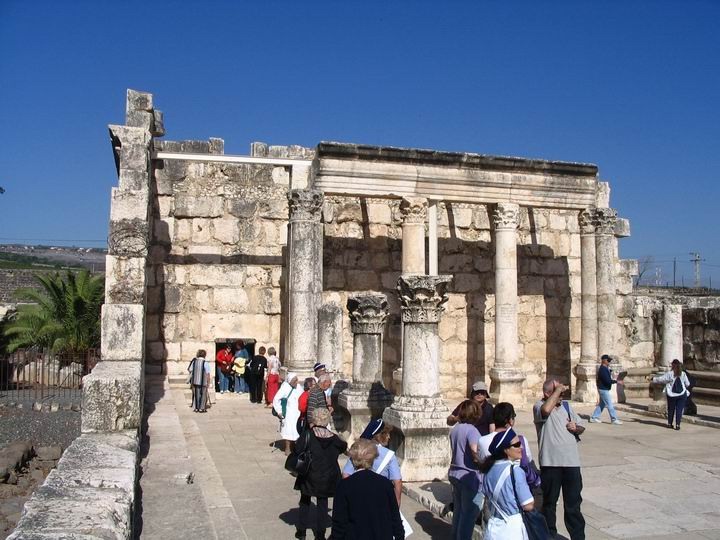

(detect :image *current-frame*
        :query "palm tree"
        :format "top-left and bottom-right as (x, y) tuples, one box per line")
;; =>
(3, 270), (104, 354)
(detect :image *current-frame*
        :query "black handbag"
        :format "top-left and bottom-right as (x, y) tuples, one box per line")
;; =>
(510, 465), (550, 540)
(284, 429), (312, 477)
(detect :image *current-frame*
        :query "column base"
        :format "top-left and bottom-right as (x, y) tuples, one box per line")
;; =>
(573, 363), (599, 404)
(338, 385), (394, 444)
(383, 396), (450, 482)
(648, 370), (668, 415)
(489, 367), (525, 404)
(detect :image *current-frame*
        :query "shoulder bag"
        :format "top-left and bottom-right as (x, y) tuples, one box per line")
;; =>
(284, 428), (312, 477)
(510, 464), (550, 540)
(273, 386), (295, 418)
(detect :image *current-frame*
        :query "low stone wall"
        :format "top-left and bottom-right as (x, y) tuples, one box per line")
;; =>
(7, 431), (138, 539)
(0, 270), (45, 304)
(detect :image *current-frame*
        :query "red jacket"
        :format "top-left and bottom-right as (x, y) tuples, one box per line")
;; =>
(216, 349), (234, 373)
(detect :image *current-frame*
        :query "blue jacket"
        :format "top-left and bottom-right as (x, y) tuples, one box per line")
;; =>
(596, 364), (616, 391)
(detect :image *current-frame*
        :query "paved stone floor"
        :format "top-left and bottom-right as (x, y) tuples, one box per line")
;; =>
(139, 377), (720, 539)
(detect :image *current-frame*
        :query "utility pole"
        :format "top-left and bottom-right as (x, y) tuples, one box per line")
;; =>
(689, 252), (704, 288)
(673, 257), (677, 288)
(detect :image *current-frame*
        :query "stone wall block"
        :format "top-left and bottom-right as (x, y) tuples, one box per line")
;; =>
(108, 124), (151, 147)
(101, 303), (145, 361)
(126, 109), (154, 130)
(191, 218), (213, 244)
(119, 168), (149, 191)
(228, 199), (259, 218)
(82, 361), (142, 432)
(105, 255), (146, 304)
(188, 265), (245, 287)
(174, 196), (224, 218)
(119, 143), (149, 171)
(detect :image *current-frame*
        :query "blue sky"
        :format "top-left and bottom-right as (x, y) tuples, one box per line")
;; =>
(1, 1), (718, 286)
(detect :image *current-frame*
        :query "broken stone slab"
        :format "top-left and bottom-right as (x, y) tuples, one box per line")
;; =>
(0, 441), (33, 482)
(82, 361), (142, 433)
(100, 304), (145, 362)
(7, 484), (133, 540)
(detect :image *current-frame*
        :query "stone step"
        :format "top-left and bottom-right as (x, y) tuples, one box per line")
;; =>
(168, 375), (189, 388)
(693, 387), (720, 407)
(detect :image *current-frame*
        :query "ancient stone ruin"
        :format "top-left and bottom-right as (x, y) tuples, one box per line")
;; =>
(8, 88), (720, 537)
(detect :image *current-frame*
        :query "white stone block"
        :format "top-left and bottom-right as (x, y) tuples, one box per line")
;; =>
(110, 188), (149, 222)
(188, 265), (245, 286)
(82, 361), (142, 432)
(214, 218), (240, 244)
(367, 202), (392, 224)
(174, 195), (224, 218)
(101, 304), (145, 361)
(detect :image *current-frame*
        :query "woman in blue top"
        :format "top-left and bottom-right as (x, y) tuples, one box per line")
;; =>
(481, 429), (535, 540)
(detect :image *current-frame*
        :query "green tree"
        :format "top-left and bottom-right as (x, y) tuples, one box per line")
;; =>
(3, 270), (104, 354)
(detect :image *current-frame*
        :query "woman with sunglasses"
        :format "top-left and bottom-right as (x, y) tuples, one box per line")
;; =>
(481, 429), (535, 539)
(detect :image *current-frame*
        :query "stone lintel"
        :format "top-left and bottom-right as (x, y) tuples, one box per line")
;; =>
(347, 293), (388, 334)
(397, 275), (452, 324)
(316, 142), (599, 177)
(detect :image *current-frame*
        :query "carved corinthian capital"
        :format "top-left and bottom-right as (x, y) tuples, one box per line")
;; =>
(397, 275), (452, 323)
(347, 293), (389, 334)
(399, 197), (428, 224)
(493, 202), (520, 230)
(592, 207), (617, 235)
(579, 209), (595, 235)
(288, 189), (324, 222)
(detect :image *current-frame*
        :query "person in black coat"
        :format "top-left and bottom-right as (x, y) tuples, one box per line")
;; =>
(294, 407), (347, 540)
(330, 438), (404, 540)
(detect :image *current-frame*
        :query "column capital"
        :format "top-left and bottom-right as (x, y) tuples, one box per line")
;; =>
(399, 197), (428, 224)
(397, 275), (452, 323)
(592, 207), (617, 235)
(579, 209), (596, 235)
(493, 202), (520, 230)
(347, 293), (389, 334)
(288, 189), (324, 222)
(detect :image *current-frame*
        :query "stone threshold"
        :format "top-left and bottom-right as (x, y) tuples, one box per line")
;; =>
(615, 402), (720, 429)
(402, 481), (483, 540)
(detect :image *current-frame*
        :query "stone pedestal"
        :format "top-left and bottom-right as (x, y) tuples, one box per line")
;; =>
(489, 203), (524, 402)
(286, 189), (324, 379)
(339, 293), (393, 442)
(384, 275), (452, 482)
(574, 209), (599, 403)
(594, 208), (618, 357)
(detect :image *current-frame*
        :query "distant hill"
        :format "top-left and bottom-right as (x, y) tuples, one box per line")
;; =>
(0, 244), (106, 272)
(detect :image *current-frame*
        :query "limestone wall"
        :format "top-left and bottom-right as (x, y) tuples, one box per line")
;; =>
(145, 139), (313, 374)
(0, 270), (45, 303)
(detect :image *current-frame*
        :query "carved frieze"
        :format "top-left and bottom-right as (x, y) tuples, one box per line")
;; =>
(592, 207), (617, 235)
(288, 189), (324, 222)
(493, 202), (520, 230)
(347, 293), (389, 334)
(108, 219), (149, 257)
(399, 197), (428, 224)
(397, 275), (452, 323)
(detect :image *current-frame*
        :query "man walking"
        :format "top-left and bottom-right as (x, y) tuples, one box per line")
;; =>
(589, 354), (623, 425)
(533, 380), (586, 540)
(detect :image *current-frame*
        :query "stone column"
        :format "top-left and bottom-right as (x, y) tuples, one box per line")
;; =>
(661, 304), (683, 367)
(594, 208), (618, 360)
(428, 202), (438, 276)
(489, 203), (524, 403)
(574, 209), (599, 403)
(383, 274), (452, 482)
(339, 293), (392, 442)
(317, 302), (343, 376)
(400, 197), (427, 274)
(286, 189), (324, 379)
(650, 303), (683, 413)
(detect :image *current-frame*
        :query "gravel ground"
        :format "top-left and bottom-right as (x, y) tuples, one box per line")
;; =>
(0, 408), (80, 449)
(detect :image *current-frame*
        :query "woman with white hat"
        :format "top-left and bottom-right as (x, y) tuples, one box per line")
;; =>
(273, 372), (302, 455)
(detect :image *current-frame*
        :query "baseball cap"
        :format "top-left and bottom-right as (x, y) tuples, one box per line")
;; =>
(471, 381), (489, 395)
(601, 354), (612, 362)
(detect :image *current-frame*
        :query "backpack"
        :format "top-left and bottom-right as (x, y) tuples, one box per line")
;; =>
(671, 376), (684, 394)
